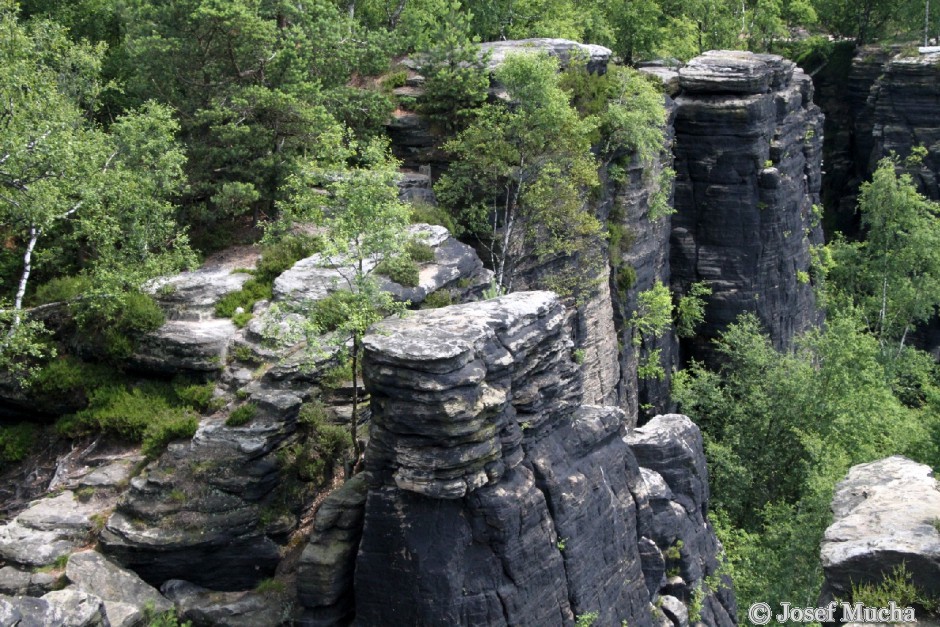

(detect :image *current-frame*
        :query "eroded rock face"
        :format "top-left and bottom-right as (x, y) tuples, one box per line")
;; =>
(297, 292), (735, 626)
(273, 224), (486, 308)
(671, 50), (824, 359)
(869, 51), (940, 200)
(820, 456), (940, 601)
(478, 38), (612, 73)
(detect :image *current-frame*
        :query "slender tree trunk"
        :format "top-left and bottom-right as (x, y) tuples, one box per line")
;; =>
(9, 224), (41, 333)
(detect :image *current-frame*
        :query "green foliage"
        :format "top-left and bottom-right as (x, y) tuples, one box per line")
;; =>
(851, 563), (937, 611)
(675, 281), (712, 338)
(297, 399), (350, 483)
(71, 291), (166, 360)
(215, 279), (273, 319)
(141, 603), (192, 627)
(410, 200), (459, 234)
(572, 348), (586, 365)
(226, 403), (257, 427)
(826, 157), (940, 354)
(436, 52), (602, 295)
(674, 312), (940, 616)
(421, 290), (454, 309)
(631, 281), (673, 346)
(172, 380), (223, 413)
(375, 255), (420, 287)
(574, 611), (599, 627)
(56, 382), (199, 458)
(30, 276), (93, 306)
(0, 423), (38, 469)
(255, 235), (323, 284)
(309, 291), (360, 334)
(406, 241), (436, 264)
(418, 7), (490, 133)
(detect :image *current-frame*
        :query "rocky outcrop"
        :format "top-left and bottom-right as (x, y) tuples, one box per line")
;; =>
(820, 456), (940, 602)
(273, 224), (487, 308)
(671, 51), (824, 358)
(296, 292), (735, 626)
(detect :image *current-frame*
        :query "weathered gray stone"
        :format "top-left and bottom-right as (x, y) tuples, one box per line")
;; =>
(820, 456), (940, 600)
(0, 594), (63, 627)
(0, 491), (97, 567)
(478, 38), (612, 73)
(65, 550), (172, 614)
(659, 594), (690, 627)
(0, 567), (29, 596)
(132, 319), (235, 373)
(41, 589), (106, 626)
(148, 268), (253, 322)
(273, 224), (483, 308)
(101, 601), (143, 627)
(363, 291), (578, 498)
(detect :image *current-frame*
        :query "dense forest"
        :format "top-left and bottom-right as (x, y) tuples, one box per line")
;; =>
(3, 0), (940, 623)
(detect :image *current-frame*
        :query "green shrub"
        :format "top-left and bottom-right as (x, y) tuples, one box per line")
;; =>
(406, 240), (436, 263)
(173, 380), (223, 413)
(56, 382), (199, 458)
(851, 563), (936, 612)
(0, 423), (37, 468)
(226, 403), (257, 427)
(310, 290), (357, 333)
(214, 278), (272, 318)
(375, 255), (419, 287)
(421, 290), (452, 309)
(231, 311), (253, 328)
(409, 200), (458, 234)
(255, 235), (322, 283)
(295, 400), (350, 484)
(31, 275), (93, 306)
(73, 291), (166, 360)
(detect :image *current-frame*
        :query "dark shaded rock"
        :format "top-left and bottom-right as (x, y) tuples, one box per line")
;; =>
(626, 415), (736, 626)
(671, 50), (823, 360)
(526, 406), (651, 625)
(296, 473), (368, 625)
(131, 319), (234, 373)
(820, 456), (940, 602)
(355, 468), (575, 626)
(161, 579), (287, 627)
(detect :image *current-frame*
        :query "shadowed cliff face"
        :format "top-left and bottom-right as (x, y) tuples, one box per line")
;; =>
(670, 51), (825, 360)
(296, 292), (736, 626)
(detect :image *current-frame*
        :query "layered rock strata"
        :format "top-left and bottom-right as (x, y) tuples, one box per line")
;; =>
(297, 292), (735, 626)
(671, 51), (824, 358)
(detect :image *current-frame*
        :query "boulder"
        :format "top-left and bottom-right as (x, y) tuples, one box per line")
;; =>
(161, 579), (286, 627)
(40, 589), (106, 626)
(0, 491), (98, 567)
(820, 456), (940, 600)
(478, 38), (611, 73)
(65, 550), (172, 614)
(131, 319), (235, 373)
(273, 224), (484, 308)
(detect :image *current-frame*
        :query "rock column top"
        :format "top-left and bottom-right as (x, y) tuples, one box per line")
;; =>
(679, 50), (796, 95)
(820, 455), (940, 597)
(363, 291), (580, 499)
(477, 38), (612, 72)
